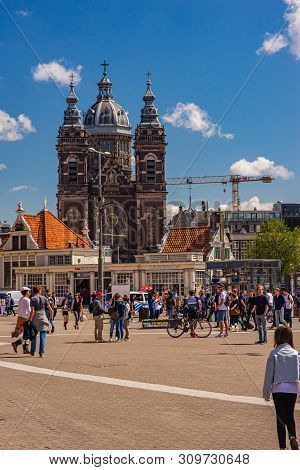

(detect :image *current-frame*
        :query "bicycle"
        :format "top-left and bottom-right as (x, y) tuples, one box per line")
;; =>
(167, 311), (212, 339)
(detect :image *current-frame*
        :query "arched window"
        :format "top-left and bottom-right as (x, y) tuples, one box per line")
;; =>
(146, 155), (156, 183)
(68, 157), (78, 184)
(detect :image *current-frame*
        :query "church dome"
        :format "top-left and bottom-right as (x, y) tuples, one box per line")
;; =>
(84, 62), (131, 135)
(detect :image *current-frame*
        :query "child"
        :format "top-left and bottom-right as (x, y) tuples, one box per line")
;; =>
(263, 326), (299, 450)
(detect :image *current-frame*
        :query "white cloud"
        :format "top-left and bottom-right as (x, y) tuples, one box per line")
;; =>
(257, 1), (300, 59)
(9, 185), (36, 192)
(220, 196), (273, 211)
(166, 203), (183, 222)
(285, 0), (300, 58)
(163, 102), (234, 139)
(32, 61), (82, 86)
(16, 10), (29, 17)
(0, 163), (7, 170)
(230, 156), (294, 180)
(257, 33), (288, 55)
(0, 110), (36, 141)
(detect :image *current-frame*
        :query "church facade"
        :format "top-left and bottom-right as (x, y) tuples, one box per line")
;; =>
(57, 64), (167, 262)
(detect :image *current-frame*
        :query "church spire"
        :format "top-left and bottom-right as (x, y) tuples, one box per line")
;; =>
(63, 75), (81, 126)
(140, 72), (160, 126)
(97, 60), (113, 100)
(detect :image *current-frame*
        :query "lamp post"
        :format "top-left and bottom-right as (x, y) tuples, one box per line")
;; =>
(88, 147), (111, 304)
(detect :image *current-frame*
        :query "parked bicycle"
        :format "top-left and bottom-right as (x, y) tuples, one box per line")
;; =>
(167, 312), (212, 338)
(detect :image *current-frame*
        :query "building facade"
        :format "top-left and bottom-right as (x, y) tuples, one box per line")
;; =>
(57, 66), (167, 262)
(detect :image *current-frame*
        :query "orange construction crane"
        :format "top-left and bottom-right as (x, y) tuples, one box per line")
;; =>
(166, 175), (273, 211)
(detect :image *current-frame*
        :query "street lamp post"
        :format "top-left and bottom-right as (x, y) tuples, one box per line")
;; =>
(88, 148), (111, 305)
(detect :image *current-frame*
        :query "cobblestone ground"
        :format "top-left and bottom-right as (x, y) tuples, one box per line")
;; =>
(0, 313), (299, 450)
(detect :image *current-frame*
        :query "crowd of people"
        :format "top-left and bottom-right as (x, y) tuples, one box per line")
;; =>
(0, 294), (16, 316)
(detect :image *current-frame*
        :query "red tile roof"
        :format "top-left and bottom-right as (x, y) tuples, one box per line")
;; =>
(24, 210), (92, 250)
(162, 226), (211, 254)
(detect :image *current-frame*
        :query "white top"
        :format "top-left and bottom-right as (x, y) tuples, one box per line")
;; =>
(266, 292), (273, 306)
(18, 297), (31, 319)
(284, 294), (293, 309)
(218, 291), (228, 311)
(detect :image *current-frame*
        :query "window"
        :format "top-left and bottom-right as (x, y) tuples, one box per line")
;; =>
(24, 274), (46, 291)
(68, 158), (78, 184)
(214, 247), (221, 260)
(100, 140), (112, 152)
(145, 271), (183, 295)
(249, 225), (254, 233)
(232, 250), (240, 259)
(12, 236), (19, 250)
(256, 225), (261, 232)
(225, 248), (230, 260)
(240, 241), (248, 250)
(20, 235), (27, 250)
(4, 261), (11, 288)
(232, 241), (239, 249)
(195, 271), (205, 285)
(116, 273), (133, 290)
(49, 255), (72, 266)
(241, 250), (247, 259)
(146, 157), (156, 182)
(54, 273), (69, 298)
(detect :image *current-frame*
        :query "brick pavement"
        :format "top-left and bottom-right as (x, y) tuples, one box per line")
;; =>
(0, 314), (299, 450)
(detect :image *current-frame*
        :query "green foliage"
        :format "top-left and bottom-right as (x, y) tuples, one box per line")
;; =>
(248, 219), (300, 275)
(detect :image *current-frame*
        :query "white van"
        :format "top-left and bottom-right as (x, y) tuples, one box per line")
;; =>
(0, 290), (23, 308)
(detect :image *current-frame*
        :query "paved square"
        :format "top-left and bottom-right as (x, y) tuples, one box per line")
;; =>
(0, 314), (299, 450)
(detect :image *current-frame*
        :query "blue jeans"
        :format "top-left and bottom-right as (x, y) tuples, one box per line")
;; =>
(110, 319), (117, 339)
(256, 314), (267, 342)
(31, 330), (47, 355)
(116, 317), (124, 340)
(149, 303), (155, 319)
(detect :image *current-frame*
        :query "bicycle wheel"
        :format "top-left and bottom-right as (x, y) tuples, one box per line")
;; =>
(194, 318), (212, 338)
(167, 318), (186, 338)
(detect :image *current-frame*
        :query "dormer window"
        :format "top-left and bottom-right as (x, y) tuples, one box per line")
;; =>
(21, 235), (27, 250)
(12, 236), (19, 250)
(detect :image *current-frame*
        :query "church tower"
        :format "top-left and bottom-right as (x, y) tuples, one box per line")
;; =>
(134, 74), (167, 253)
(57, 77), (90, 233)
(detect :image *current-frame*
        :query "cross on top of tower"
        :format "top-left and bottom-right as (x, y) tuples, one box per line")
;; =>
(69, 72), (75, 86)
(146, 70), (152, 82)
(101, 60), (109, 77)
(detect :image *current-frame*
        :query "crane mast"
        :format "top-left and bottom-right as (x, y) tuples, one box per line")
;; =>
(166, 175), (273, 211)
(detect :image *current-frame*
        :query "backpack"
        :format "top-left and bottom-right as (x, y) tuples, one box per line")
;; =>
(88, 302), (94, 314)
(224, 294), (230, 307)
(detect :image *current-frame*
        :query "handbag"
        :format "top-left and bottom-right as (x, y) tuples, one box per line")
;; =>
(109, 307), (119, 321)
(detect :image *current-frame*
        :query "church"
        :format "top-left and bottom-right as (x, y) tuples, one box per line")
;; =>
(57, 63), (167, 263)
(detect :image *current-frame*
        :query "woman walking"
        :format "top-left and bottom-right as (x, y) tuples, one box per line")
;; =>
(30, 286), (53, 358)
(263, 326), (299, 450)
(229, 293), (240, 331)
(71, 293), (82, 330)
(61, 296), (69, 330)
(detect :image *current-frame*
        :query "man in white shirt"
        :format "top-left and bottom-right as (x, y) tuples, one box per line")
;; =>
(216, 284), (229, 338)
(12, 287), (33, 354)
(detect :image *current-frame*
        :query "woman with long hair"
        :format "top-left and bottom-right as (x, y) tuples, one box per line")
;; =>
(61, 295), (69, 330)
(71, 293), (82, 330)
(263, 326), (299, 450)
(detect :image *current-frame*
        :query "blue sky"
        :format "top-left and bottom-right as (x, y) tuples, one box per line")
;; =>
(0, 0), (299, 221)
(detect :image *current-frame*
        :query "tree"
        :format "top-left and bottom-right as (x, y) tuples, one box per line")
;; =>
(248, 219), (300, 275)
